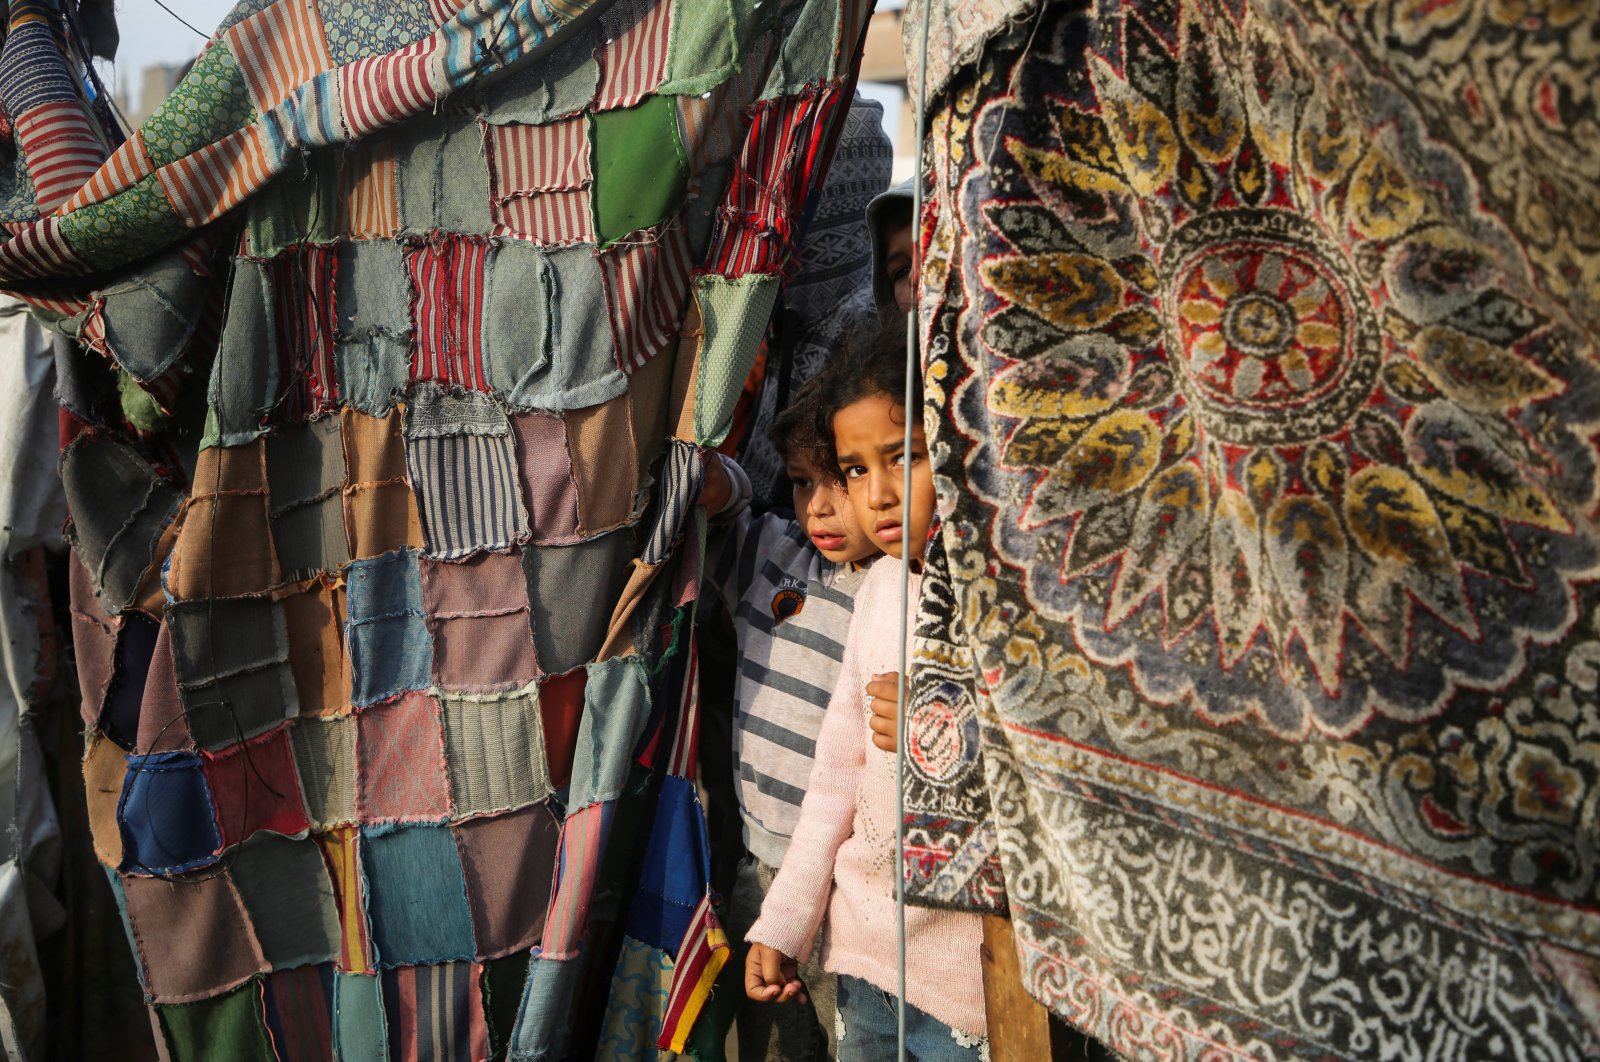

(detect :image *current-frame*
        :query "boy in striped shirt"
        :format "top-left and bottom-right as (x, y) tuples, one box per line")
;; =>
(707, 392), (880, 1061)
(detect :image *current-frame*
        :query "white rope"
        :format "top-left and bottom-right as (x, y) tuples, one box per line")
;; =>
(896, 2), (936, 1058)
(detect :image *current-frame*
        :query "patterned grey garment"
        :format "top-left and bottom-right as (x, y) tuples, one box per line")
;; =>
(709, 512), (867, 867)
(740, 95), (892, 505)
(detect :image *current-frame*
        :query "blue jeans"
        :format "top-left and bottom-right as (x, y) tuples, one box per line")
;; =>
(834, 975), (988, 1062)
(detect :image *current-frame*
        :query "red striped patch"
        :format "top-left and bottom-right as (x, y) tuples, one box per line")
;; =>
(337, 38), (437, 141)
(15, 100), (105, 214)
(598, 221), (693, 373)
(594, 0), (673, 111)
(405, 235), (491, 391)
(268, 244), (341, 420)
(0, 216), (85, 279)
(486, 117), (597, 245)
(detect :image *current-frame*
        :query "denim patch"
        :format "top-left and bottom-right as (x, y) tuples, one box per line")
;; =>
(95, 251), (208, 384)
(210, 258), (277, 446)
(483, 241), (554, 397)
(228, 833), (342, 969)
(59, 434), (183, 611)
(438, 685), (554, 816)
(244, 151), (341, 257)
(479, 22), (598, 125)
(165, 596), (298, 749)
(757, 0), (842, 100)
(100, 613), (160, 750)
(495, 245), (626, 412)
(345, 549), (431, 706)
(333, 971), (389, 1060)
(360, 823), (477, 967)
(333, 240), (411, 416)
(624, 775), (708, 953)
(268, 417), (353, 580)
(395, 114), (492, 235)
(116, 750), (223, 874)
(520, 528), (636, 675)
(567, 656), (651, 808)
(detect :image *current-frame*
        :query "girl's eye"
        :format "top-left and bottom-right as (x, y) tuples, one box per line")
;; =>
(792, 478), (811, 490)
(844, 466), (866, 479)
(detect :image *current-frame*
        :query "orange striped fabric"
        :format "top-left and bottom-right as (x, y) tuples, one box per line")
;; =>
(155, 127), (273, 228)
(60, 135), (155, 214)
(222, 0), (336, 114)
(339, 135), (399, 239)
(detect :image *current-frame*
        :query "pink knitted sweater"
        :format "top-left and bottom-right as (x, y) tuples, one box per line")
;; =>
(746, 560), (987, 1037)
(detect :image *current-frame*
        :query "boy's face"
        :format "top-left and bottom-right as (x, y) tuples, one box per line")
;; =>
(883, 220), (915, 314)
(787, 451), (879, 566)
(833, 394), (935, 562)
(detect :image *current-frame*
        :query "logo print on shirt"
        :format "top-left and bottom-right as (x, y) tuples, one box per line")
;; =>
(772, 577), (807, 625)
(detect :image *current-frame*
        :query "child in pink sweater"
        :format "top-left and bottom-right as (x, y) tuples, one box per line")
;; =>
(743, 317), (988, 1060)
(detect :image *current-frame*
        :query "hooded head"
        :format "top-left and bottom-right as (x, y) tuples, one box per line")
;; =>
(866, 177), (916, 312)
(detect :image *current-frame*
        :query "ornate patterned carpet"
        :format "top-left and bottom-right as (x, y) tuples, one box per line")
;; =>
(903, 0), (1600, 1058)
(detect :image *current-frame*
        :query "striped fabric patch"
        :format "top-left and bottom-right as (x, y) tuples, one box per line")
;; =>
(315, 826), (373, 973)
(0, 21), (79, 117)
(672, 32), (770, 174)
(405, 235), (491, 390)
(14, 100), (106, 215)
(338, 135), (399, 238)
(707, 85), (844, 277)
(267, 244), (340, 421)
(489, 117), (591, 194)
(428, 0), (469, 25)
(156, 127), (273, 229)
(598, 222), (693, 373)
(222, 0), (336, 114)
(263, 964), (335, 1062)
(404, 431), (529, 559)
(337, 38), (438, 142)
(381, 961), (490, 1062)
(62, 135), (154, 214)
(540, 800), (612, 959)
(4, 216), (84, 279)
(594, 0), (673, 111)
(487, 119), (597, 245)
(641, 441), (703, 568)
(655, 894), (729, 1053)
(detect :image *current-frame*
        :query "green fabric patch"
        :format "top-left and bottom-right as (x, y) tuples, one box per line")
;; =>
(693, 272), (779, 446)
(156, 977), (276, 1062)
(139, 41), (257, 168)
(119, 370), (170, 432)
(333, 972), (389, 1059)
(480, 23), (599, 125)
(659, 0), (777, 96)
(483, 951), (531, 1061)
(334, 240), (412, 416)
(206, 258), (275, 448)
(58, 173), (186, 270)
(245, 150), (340, 256)
(317, 0), (436, 65)
(759, 0), (841, 99)
(591, 98), (686, 244)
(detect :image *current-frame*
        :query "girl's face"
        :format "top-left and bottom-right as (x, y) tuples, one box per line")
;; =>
(832, 393), (935, 561)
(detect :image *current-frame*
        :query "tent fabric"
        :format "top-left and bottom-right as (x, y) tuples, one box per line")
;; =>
(906, 1), (1600, 1059)
(1, 0), (871, 1056)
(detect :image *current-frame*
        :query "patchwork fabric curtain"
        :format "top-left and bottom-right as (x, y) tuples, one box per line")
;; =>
(0, 0), (871, 1056)
(902, 0), (1600, 1059)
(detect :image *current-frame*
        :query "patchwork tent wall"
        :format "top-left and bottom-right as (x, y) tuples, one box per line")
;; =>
(0, 0), (871, 1056)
